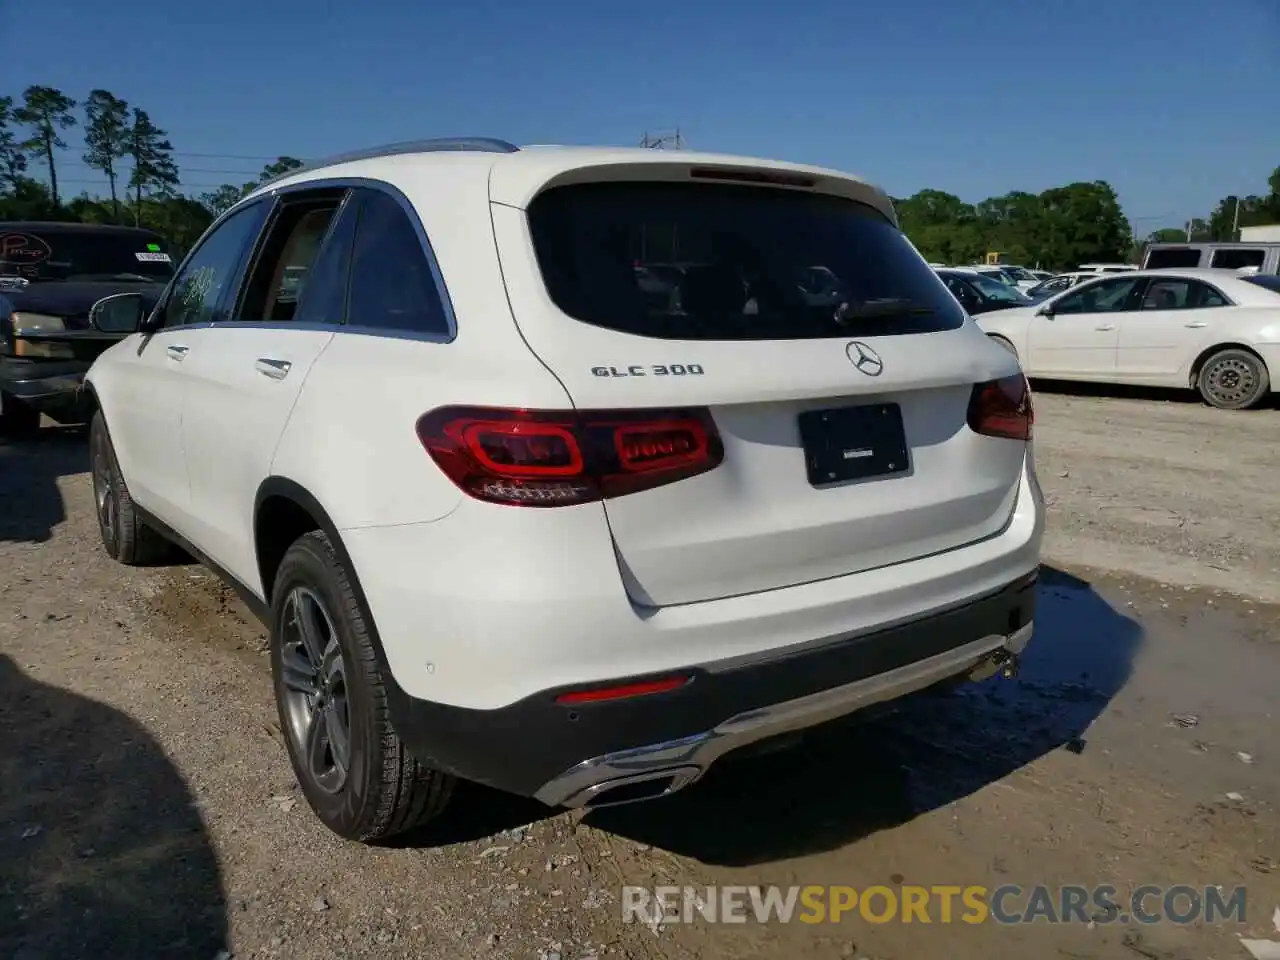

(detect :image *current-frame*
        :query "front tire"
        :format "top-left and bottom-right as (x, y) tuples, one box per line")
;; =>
(269, 530), (453, 842)
(1196, 348), (1270, 410)
(89, 410), (174, 564)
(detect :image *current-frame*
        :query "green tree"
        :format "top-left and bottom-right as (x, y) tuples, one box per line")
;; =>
(14, 85), (78, 207)
(895, 190), (985, 264)
(83, 89), (131, 222)
(65, 193), (117, 224)
(258, 156), (304, 183)
(0, 178), (56, 220)
(200, 184), (244, 217)
(127, 109), (180, 225)
(0, 95), (29, 191)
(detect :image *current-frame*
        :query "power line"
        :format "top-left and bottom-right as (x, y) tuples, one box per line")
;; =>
(60, 160), (276, 176)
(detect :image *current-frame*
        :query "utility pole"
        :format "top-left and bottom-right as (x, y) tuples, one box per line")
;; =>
(1231, 195), (1241, 241)
(640, 128), (684, 149)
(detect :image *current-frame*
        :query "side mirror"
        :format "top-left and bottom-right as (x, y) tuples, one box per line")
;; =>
(1036, 304), (1055, 318)
(89, 292), (146, 333)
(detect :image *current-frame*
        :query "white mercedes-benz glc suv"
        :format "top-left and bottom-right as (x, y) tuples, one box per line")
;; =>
(82, 138), (1043, 842)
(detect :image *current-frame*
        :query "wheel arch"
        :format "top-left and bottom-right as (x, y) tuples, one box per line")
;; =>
(986, 333), (1020, 358)
(254, 477), (349, 607)
(253, 476), (412, 727)
(1187, 342), (1268, 389)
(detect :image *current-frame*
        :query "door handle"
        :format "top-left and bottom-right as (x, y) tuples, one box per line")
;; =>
(1184, 321), (1208, 328)
(166, 344), (189, 361)
(1095, 324), (1116, 331)
(255, 357), (292, 380)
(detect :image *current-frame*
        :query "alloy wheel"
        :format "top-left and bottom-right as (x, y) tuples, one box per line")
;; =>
(279, 586), (352, 795)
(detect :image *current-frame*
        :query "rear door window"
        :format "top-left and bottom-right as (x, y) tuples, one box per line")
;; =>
(1210, 248), (1266, 270)
(525, 181), (966, 339)
(233, 189), (346, 323)
(1140, 279), (1228, 310)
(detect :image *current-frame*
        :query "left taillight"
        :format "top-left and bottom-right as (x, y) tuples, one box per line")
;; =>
(415, 406), (724, 507)
(967, 374), (1033, 441)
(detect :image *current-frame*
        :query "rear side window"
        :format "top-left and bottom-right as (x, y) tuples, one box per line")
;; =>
(346, 190), (451, 336)
(1145, 247), (1203, 269)
(1210, 248), (1265, 270)
(526, 181), (965, 340)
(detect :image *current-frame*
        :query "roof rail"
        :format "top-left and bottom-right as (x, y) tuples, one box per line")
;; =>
(260, 137), (520, 185)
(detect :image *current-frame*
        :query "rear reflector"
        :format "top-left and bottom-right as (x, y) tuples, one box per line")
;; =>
(554, 674), (691, 704)
(967, 374), (1033, 441)
(416, 406), (724, 507)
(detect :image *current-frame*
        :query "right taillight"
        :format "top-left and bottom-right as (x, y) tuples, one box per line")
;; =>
(415, 406), (724, 507)
(967, 374), (1033, 441)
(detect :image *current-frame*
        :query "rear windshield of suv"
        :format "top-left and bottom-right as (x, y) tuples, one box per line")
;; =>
(0, 227), (175, 283)
(526, 181), (965, 339)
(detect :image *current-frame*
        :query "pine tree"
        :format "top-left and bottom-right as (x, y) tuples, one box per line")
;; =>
(127, 109), (180, 226)
(14, 85), (77, 206)
(83, 90), (131, 222)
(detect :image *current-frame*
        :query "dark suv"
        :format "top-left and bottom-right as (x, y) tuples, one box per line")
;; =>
(0, 222), (174, 436)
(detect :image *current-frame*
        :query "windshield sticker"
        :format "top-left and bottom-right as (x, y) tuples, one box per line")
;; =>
(135, 251), (172, 263)
(0, 233), (53, 266)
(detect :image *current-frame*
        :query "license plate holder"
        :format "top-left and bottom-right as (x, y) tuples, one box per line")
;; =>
(798, 403), (909, 486)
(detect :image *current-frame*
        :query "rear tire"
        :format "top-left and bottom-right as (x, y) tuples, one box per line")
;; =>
(89, 410), (174, 564)
(0, 393), (41, 439)
(1196, 348), (1269, 410)
(269, 530), (454, 842)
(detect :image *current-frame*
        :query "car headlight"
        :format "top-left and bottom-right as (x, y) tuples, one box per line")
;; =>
(11, 312), (67, 335)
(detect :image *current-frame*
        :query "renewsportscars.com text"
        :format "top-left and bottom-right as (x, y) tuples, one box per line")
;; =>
(622, 884), (1248, 926)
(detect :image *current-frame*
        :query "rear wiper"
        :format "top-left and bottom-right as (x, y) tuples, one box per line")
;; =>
(834, 298), (934, 323)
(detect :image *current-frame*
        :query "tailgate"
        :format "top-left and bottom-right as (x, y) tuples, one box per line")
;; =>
(489, 175), (1028, 607)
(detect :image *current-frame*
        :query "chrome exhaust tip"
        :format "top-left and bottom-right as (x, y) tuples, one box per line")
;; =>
(566, 765), (703, 809)
(967, 648), (1020, 683)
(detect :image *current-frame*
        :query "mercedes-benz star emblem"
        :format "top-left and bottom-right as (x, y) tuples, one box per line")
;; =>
(846, 340), (884, 376)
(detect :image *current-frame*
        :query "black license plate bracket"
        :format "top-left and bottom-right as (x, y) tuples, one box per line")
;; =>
(798, 403), (909, 486)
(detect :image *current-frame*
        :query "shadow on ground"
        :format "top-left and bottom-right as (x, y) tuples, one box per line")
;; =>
(0, 426), (88, 544)
(585, 564), (1142, 866)
(1029, 377), (1280, 410)
(0, 655), (228, 958)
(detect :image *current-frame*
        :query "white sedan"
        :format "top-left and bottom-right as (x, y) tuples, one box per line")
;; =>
(976, 268), (1280, 409)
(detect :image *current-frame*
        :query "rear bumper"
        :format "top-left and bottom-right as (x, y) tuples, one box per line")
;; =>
(382, 571), (1037, 803)
(344, 451), (1044, 712)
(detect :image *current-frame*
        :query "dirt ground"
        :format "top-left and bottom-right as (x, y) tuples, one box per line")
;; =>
(2, 386), (1279, 960)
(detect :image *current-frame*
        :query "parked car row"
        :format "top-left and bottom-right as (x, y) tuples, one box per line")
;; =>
(972, 268), (1279, 410)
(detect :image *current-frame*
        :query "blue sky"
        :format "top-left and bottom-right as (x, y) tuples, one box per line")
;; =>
(4, 0), (1277, 234)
